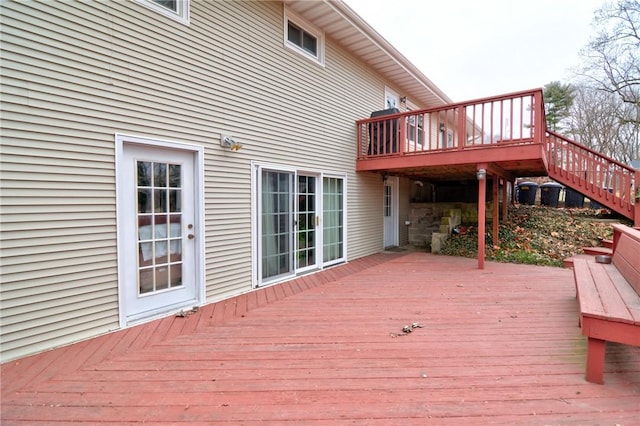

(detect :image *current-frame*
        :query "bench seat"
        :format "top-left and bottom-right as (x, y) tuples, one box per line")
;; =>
(573, 227), (640, 384)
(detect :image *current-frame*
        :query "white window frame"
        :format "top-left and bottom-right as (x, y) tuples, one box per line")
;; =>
(407, 110), (424, 146)
(321, 172), (348, 268)
(384, 87), (400, 110)
(284, 7), (325, 66)
(134, 0), (190, 26)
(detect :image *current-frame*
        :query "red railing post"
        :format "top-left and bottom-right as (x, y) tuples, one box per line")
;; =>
(533, 91), (545, 144)
(634, 170), (640, 227)
(356, 122), (362, 159)
(398, 115), (406, 154)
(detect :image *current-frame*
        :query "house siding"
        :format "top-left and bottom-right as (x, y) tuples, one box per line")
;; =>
(0, 0), (423, 362)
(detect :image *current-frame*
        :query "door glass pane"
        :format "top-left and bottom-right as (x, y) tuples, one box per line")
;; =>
(296, 175), (316, 269)
(261, 170), (293, 280)
(384, 184), (392, 217)
(137, 160), (183, 295)
(323, 177), (344, 263)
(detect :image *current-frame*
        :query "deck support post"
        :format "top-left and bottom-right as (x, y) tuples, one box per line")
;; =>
(477, 163), (487, 269)
(492, 175), (499, 246)
(502, 179), (508, 220)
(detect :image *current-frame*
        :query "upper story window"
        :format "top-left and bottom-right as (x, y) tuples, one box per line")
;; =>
(135, 0), (190, 25)
(284, 8), (325, 66)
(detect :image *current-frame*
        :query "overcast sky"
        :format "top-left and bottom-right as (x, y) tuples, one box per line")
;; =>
(344, 0), (605, 102)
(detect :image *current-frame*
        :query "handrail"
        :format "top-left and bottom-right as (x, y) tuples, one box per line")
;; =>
(545, 130), (637, 216)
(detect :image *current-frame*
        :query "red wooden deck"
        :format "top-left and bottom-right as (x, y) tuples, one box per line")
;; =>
(2, 252), (639, 425)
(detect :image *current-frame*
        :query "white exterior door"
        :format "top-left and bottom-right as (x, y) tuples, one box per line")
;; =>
(383, 177), (399, 248)
(117, 138), (203, 325)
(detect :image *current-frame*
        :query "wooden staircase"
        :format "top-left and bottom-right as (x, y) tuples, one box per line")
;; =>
(544, 130), (639, 226)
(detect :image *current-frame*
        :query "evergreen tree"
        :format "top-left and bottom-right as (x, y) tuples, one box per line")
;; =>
(543, 81), (575, 132)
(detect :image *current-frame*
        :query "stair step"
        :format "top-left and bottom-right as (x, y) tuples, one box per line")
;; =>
(563, 254), (594, 268)
(601, 238), (613, 249)
(582, 246), (613, 256)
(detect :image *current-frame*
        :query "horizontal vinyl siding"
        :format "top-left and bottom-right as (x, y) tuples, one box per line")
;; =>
(0, 0), (403, 361)
(1, 1), (122, 361)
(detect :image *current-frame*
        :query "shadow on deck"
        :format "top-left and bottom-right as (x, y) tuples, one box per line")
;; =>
(2, 252), (639, 424)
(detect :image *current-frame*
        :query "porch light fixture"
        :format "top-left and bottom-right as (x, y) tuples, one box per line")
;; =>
(382, 173), (388, 182)
(476, 168), (486, 180)
(220, 135), (243, 151)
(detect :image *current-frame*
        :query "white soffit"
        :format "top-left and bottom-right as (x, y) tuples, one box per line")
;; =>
(283, 0), (453, 107)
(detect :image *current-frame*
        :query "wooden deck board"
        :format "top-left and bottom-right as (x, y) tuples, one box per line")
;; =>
(2, 252), (639, 424)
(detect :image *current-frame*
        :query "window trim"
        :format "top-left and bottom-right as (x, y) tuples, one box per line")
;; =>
(284, 8), (325, 66)
(134, 0), (190, 26)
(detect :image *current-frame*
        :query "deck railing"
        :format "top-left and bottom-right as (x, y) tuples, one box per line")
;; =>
(356, 89), (545, 159)
(545, 130), (637, 217)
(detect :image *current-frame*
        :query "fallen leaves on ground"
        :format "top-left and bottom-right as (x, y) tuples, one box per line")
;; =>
(440, 205), (628, 266)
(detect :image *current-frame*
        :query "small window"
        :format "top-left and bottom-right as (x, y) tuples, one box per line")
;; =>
(284, 9), (324, 66)
(288, 22), (317, 56)
(408, 111), (424, 145)
(135, 0), (190, 25)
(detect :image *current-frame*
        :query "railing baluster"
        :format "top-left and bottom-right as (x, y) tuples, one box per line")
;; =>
(457, 105), (465, 151)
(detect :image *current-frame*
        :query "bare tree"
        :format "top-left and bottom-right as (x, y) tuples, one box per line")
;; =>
(568, 84), (639, 164)
(573, 0), (640, 163)
(580, 0), (640, 110)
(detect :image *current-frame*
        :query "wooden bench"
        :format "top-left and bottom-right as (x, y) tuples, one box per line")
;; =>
(573, 224), (640, 384)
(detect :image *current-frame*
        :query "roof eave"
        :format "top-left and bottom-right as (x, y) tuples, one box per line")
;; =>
(283, 0), (454, 107)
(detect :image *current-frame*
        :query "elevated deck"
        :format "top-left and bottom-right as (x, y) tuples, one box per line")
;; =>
(356, 88), (639, 226)
(356, 90), (547, 182)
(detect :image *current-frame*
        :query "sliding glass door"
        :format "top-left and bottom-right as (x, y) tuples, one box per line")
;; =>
(260, 170), (294, 282)
(255, 164), (345, 286)
(323, 176), (343, 265)
(296, 175), (317, 271)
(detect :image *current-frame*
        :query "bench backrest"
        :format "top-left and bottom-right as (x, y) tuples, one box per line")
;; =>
(612, 225), (640, 296)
